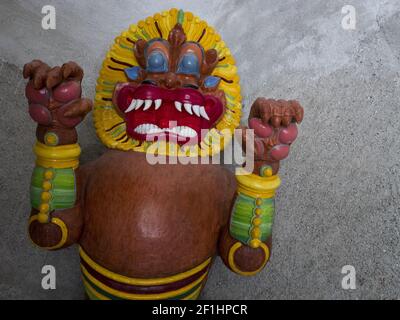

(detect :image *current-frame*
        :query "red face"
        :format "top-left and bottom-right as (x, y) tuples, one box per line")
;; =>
(113, 25), (225, 145)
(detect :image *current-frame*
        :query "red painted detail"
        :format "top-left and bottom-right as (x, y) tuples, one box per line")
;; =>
(278, 123), (298, 144)
(52, 81), (81, 103)
(115, 84), (225, 145)
(249, 118), (273, 138)
(28, 103), (52, 125)
(270, 144), (290, 160)
(56, 101), (83, 128)
(25, 81), (49, 105)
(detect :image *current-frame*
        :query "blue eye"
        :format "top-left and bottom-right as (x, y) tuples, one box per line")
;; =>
(147, 51), (168, 73)
(177, 53), (200, 77)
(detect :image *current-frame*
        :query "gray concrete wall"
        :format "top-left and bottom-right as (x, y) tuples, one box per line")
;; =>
(0, 0), (399, 299)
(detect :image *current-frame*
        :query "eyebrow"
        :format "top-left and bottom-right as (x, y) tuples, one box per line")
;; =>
(181, 42), (204, 59)
(144, 39), (170, 56)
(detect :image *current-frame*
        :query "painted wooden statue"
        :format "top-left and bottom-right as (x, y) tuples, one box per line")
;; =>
(23, 9), (304, 300)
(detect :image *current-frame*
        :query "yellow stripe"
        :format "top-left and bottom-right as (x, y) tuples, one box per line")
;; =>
(83, 279), (110, 300)
(34, 141), (81, 169)
(183, 285), (202, 300)
(28, 215), (68, 250)
(81, 264), (207, 300)
(236, 169), (281, 199)
(79, 247), (211, 286)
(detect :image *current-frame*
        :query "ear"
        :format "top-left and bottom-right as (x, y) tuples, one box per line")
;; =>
(124, 66), (141, 80)
(202, 76), (221, 90)
(201, 49), (218, 75)
(134, 39), (147, 69)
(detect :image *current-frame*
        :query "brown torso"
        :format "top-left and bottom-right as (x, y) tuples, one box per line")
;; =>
(79, 150), (236, 278)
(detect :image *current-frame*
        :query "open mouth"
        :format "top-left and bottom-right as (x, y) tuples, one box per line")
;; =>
(115, 84), (224, 144)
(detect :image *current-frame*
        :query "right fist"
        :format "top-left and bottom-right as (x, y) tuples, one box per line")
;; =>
(23, 60), (92, 129)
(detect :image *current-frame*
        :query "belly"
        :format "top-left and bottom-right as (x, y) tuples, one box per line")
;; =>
(79, 150), (236, 278)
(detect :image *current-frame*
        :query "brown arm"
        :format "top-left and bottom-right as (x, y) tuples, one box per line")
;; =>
(219, 98), (304, 275)
(23, 60), (92, 250)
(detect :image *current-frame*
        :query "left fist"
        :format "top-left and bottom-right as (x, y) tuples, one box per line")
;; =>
(23, 60), (92, 129)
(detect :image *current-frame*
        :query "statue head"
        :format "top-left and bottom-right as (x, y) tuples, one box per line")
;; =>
(113, 23), (226, 145)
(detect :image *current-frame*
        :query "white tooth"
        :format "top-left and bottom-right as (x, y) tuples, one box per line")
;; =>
(192, 105), (200, 117)
(135, 99), (144, 110)
(184, 103), (193, 115)
(143, 100), (152, 111)
(183, 127), (196, 138)
(125, 99), (137, 113)
(199, 106), (210, 121)
(155, 99), (162, 110)
(175, 101), (182, 112)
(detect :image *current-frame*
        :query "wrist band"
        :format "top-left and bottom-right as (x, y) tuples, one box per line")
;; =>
(30, 141), (79, 224)
(230, 167), (281, 249)
(33, 141), (81, 169)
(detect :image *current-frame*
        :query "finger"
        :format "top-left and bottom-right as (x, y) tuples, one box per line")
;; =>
(259, 100), (273, 125)
(254, 139), (265, 156)
(46, 66), (63, 89)
(249, 118), (273, 138)
(250, 98), (274, 124)
(61, 61), (84, 81)
(23, 60), (46, 79)
(32, 63), (51, 89)
(280, 100), (292, 127)
(250, 97), (269, 120)
(289, 100), (304, 123)
(270, 144), (290, 161)
(281, 115), (292, 127)
(275, 100), (289, 116)
(271, 116), (281, 128)
(63, 98), (92, 118)
(269, 100), (283, 128)
(238, 126), (266, 157)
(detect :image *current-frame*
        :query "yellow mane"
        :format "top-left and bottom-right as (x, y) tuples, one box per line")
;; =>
(94, 8), (242, 157)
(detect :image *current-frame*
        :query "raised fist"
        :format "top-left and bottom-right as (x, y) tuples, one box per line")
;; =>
(23, 60), (92, 144)
(240, 98), (304, 173)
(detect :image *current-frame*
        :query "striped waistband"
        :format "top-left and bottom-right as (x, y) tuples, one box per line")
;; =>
(79, 247), (211, 300)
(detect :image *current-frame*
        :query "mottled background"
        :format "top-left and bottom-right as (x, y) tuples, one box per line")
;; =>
(1, 0), (399, 299)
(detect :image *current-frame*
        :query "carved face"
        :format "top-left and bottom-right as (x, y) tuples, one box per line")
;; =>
(113, 24), (226, 145)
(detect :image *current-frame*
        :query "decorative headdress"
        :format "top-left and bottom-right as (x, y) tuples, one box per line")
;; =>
(94, 9), (242, 156)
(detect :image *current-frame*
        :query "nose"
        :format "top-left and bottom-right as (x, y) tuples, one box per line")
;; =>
(164, 72), (179, 89)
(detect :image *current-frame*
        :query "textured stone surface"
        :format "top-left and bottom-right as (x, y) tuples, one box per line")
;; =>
(0, 0), (399, 299)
